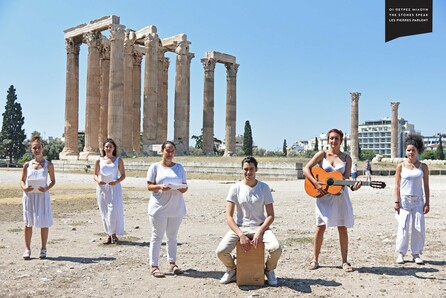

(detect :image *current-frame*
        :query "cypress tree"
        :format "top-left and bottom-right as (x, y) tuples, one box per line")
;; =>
(437, 134), (444, 160)
(242, 120), (253, 156)
(1, 85), (26, 163)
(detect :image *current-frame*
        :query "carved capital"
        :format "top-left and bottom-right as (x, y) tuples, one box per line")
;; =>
(201, 58), (216, 72)
(84, 31), (102, 49)
(109, 24), (126, 42)
(133, 51), (143, 66)
(225, 63), (239, 77)
(175, 40), (190, 55)
(144, 32), (160, 48)
(350, 92), (361, 103)
(65, 37), (82, 55)
(391, 101), (400, 111)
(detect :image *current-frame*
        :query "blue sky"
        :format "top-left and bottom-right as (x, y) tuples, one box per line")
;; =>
(1, 1), (445, 151)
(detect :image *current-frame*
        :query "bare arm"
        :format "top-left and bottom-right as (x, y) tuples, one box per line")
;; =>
(394, 164), (402, 213)
(252, 203), (275, 248)
(20, 163), (32, 192)
(225, 201), (252, 252)
(422, 163), (430, 214)
(109, 158), (126, 186)
(44, 162), (56, 192)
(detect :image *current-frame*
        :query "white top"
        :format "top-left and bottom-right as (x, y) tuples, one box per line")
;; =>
(146, 162), (187, 217)
(227, 180), (274, 227)
(314, 158), (354, 228)
(400, 163), (424, 197)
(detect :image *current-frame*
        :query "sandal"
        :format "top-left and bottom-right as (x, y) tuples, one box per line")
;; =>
(23, 249), (31, 260)
(169, 264), (184, 275)
(103, 236), (112, 245)
(39, 248), (47, 259)
(151, 267), (165, 278)
(309, 260), (319, 270)
(342, 262), (353, 272)
(112, 236), (119, 244)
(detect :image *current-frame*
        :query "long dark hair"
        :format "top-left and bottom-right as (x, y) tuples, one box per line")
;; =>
(101, 138), (118, 156)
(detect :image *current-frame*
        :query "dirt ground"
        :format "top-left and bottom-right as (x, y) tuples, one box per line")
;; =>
(0, 168), (445, 297)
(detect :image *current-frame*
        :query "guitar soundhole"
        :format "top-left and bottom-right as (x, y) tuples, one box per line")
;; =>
(327, 178), (334, 186)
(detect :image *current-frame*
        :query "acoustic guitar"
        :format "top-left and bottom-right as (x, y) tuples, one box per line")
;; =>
(304, 167), (386, 198)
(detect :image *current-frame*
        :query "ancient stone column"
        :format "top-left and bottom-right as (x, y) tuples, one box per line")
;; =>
(98, 36), (110, 150)
(132, 51), (143, 154)
(350, 92), (361, 162)
(142, 26), (160, 153)
(156, 49), (167, 144)
(173, 40), (192, 155)
(201, 58), (216, 155)
(80, 31), (102, 159)
(160, 56), (170, 142)
(60, 37), (81, 160)
(391, 101), (400, 158)
(185, 52), (194, 149)
(107, 24), (126, 149)
(224, 63), (239, 156)
(122, 30), (136, 155)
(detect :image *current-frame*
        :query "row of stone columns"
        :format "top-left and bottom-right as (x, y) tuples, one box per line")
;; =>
(201, 52), (239, 156)
(59, 16), (199, 159)
(349, 92), (401, 160)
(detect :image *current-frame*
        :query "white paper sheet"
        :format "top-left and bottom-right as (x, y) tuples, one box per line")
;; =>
(166, 183), (188, 190)
(101, 174), (113, 184)
(27, 179), (46, 193)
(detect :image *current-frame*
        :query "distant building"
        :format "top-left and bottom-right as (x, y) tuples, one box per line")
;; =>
(358, 117), (416, 158)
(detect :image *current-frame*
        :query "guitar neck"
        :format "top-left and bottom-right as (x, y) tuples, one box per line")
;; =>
(333, 180), (372, 187)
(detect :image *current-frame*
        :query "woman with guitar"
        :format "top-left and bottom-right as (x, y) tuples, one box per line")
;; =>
(303, 128), (361, 272)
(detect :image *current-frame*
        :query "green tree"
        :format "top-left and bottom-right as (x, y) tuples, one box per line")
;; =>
(0, 85), (26, 163)
(421, 150), (436, 160)
(360, 149), (375, 161)
(437, 134), (444, 160)
(191, 129), (203, 149)
(242, 120), (253, 156)
(313, 137), (319, 151)
(282, 139), (287, 157)
(343, 137), (348, 152)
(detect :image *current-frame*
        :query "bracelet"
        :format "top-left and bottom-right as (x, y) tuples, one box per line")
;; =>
(350, 186), (354, 191)
(394, 201), (400, 204)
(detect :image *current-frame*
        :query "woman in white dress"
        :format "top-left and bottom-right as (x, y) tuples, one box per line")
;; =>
(93, 138), (126, 244)
(303, 129), (361, 272)
(146, 141), (188, 278)
(21, 135), (56, 260)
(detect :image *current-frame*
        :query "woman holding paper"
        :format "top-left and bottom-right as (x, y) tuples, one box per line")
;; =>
(146, 141), (188, 277)
(21, 134), (56, 260)
(94, 138), (126, 244)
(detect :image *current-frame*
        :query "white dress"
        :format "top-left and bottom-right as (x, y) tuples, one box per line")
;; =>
(22, 160), (53, 228)
(314, 158), (354, 228)
(96, 157), (124, 236)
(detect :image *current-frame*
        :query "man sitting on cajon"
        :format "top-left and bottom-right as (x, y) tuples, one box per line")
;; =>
(216, 156), (282, 286)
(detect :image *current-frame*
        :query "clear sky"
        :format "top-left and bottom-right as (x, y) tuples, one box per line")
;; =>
(1, 1), (445, 151)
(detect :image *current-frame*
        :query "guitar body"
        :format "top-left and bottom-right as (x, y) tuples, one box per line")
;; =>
(304, 167), (344, 197)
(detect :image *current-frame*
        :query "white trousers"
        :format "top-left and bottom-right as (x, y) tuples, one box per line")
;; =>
(395, 195), (425, 256)
(149, 214), (183, 266)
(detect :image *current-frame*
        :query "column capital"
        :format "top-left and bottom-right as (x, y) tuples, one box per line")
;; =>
(225, 63), (239, 77)
(201, 58), (216, 72)
(65, 36), (82, 55)
(390, 101), (400, 111)
(109, 24), (126, 42)
(350, 92), (361, 102)
(84, 31), (102, 49)
(100, 35), (110, 60)
(133, 51), (143, 66)
(174, 40), (191, 55)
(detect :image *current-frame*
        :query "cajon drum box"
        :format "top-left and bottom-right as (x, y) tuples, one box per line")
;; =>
(236, 240), (265, 286)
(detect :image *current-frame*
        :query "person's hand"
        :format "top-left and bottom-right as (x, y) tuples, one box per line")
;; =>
(159, 184), (171, 191)
(252, 230), (263, 249)
(239, 234), (251, 253)
(38, 186), (48, 192)
(109, 180), (119, 186)
(394, 202), (400, 214)
(350, 181), (362, 191)
(423, 204), (430, 214)
(316, 182), (327, 197)
(23, 185), (33, 193)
